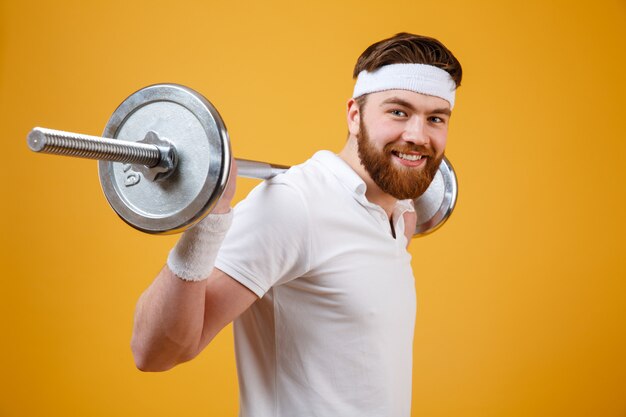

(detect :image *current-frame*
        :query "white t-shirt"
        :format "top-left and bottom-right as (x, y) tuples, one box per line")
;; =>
(215, 151), (416, 417)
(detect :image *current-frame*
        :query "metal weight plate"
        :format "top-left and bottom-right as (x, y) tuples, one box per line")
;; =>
(413, 156), (458, 237)
(98, 84), (230, 234)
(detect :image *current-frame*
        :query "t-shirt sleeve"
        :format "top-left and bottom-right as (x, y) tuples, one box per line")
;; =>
(214, 181), (311, 298)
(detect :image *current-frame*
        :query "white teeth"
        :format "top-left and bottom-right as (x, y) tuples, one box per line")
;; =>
(397, 152), (422, 161)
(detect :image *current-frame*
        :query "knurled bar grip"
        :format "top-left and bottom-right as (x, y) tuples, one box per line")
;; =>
(27, 127), (289, 180)
(28, 127), (161, 167)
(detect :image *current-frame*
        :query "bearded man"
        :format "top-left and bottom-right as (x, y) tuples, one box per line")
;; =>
(131, 32), (462, 417)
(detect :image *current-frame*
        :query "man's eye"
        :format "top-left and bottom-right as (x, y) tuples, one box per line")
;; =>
(430, 116), (444, 123)
(391, 110), (407, 117)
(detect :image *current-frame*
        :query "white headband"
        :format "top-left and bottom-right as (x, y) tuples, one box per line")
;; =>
(352, 63), (456, 109)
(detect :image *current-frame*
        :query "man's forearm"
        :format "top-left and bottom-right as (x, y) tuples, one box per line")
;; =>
(131, 265), (208, 371)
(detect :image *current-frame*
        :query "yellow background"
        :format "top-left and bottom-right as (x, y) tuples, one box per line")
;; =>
(1, 0), (625, 416)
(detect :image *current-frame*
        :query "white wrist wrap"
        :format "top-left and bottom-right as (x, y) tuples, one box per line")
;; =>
(353, 63), (456, 109)
(167, 211), (234, 281)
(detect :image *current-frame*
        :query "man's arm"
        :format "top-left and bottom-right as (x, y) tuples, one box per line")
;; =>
(131, 159), (256, 371)
(131, 265), (256, 372)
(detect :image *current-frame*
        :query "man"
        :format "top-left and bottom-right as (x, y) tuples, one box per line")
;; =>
(131, 32), (462, 416)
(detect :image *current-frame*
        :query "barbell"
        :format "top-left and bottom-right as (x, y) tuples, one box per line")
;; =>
(27, 83), (457, 236)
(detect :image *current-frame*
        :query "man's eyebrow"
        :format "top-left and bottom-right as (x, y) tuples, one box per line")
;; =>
(431, 107), (452, 116)
(380, 97), (416, 110)
(380, 97), (451, 116)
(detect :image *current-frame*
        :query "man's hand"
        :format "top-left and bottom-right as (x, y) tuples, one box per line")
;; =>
(212, 157), (237, 214)
(403, 209), (417, 247)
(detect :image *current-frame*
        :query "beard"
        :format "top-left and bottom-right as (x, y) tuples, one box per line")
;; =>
(357, 120), (443, 200)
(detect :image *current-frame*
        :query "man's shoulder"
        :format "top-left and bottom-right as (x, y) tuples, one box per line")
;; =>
(269, 150), (345, 191)
(238, 150), (355, 215)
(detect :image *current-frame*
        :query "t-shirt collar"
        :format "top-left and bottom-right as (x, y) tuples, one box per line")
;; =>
(312, 150), (366, 196)
(312, 150), (415, 214)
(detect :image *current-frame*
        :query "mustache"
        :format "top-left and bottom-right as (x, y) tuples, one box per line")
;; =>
(384, 143), (434, 157)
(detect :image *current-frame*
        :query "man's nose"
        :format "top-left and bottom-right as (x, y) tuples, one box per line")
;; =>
(402, 117), (429, 145)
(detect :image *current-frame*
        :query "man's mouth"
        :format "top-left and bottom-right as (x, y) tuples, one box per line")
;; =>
(390, 150), (429, 166)
(394, 151), (423, 161)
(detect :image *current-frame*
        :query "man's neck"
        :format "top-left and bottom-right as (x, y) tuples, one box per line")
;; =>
(338, 138), (398, 218)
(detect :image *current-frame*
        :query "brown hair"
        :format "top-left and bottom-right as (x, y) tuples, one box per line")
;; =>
(353, 33), (462, 107)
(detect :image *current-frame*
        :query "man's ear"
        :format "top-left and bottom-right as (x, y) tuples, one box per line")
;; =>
(346, 98), (361, 136)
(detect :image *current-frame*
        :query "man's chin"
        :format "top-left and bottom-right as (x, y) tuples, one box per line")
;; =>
(382, 165), (439, 200)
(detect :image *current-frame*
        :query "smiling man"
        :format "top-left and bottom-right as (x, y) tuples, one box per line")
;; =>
(131, 33), (462, 417)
